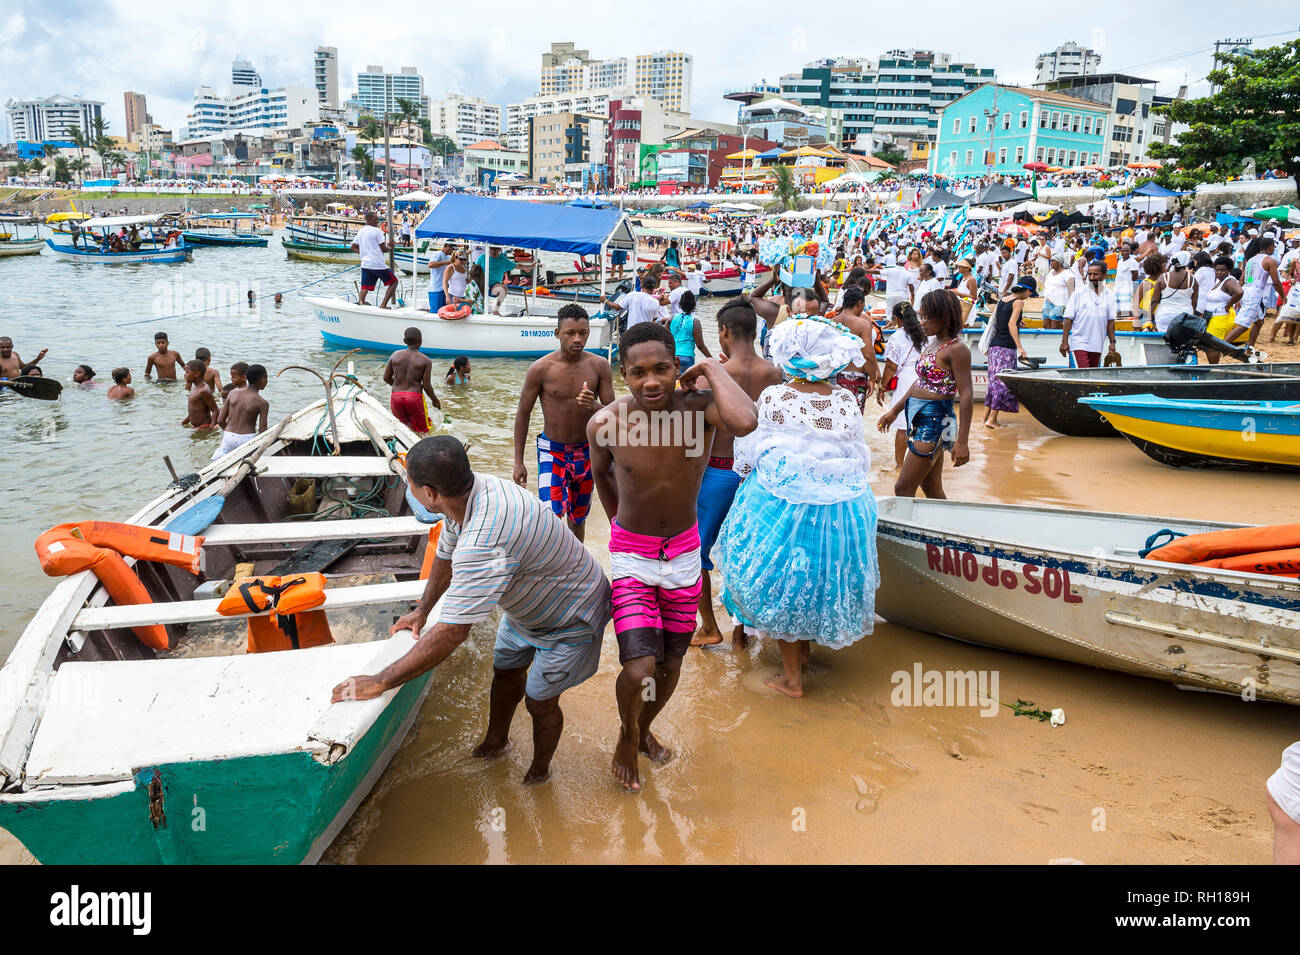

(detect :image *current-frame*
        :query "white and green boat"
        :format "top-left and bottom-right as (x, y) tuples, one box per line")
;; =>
(0, 380), (443, 863)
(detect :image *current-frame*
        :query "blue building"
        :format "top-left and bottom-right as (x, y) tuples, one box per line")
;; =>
(931, 84), (1111, 178)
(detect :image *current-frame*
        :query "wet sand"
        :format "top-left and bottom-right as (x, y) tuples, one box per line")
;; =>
(3, 322), (1297, 866)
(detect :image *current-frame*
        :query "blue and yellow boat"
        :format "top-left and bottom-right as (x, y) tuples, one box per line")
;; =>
(1080, 393), (1300, 471)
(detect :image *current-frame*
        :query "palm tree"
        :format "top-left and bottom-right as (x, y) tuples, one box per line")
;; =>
(67, 126), (88, 173)
(350, 144), (374, 181)
(11, 159), (29, 178)
(772, 164), (800, 210)
(68, 157), (86, 184)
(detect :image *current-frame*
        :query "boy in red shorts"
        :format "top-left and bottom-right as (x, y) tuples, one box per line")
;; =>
(588, 321), (758, 791)
(383, 327), (442, 433)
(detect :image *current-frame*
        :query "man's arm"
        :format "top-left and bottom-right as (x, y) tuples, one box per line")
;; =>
(145, 355), (155, 378)
(382, 357), (394, 386)
(512, 362), (543, 485)
(257, 397), (269, 433)
(587, 410), (619, 518)
(683, 359), (758, 437)
(216, 397), (229, 429)
(202, 389), (219, 419)
(596, 359), (615, 407)
(1268, 259), (1286, 300)
(332, 617), (471, 702)
(422, 362), (442, 410)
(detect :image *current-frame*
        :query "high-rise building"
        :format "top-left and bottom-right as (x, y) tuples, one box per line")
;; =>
(5, 95), (104, 143)
(314, 46), (339, 107)
(231, 58), (262, 88)
(183, 85), (320, 139)
(634, 50), (692, 112)
(505, 88), (627, 151)
(123, 91), (149, 140)
(1034, 42), (1102, 85)
(428, 94), (502, 149)
(355, 66), (429, 120)
(539, 42), (628, 96)
(528, 112), (606, 187)
(776, 49), (995, 149)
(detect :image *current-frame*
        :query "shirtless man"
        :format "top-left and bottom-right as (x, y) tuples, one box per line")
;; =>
(107, 367), (135, 400)
(145, 332), (182, 380)
(383, 327), (442, 434)
(195, 347), (222, 393)
(513, 304), (614, 542)
(831, 286), (882, 412)
(588, 321), (758, 791)
(0, 338), (44, 380)
(181, 359), (218, 428)
(691, 300), (782, 649)
(214, 363), (269, 458)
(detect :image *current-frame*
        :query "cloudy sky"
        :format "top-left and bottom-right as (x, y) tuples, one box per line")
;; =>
(3, 0), (1295, 138)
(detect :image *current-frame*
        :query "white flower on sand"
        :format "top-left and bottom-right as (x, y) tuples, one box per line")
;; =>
(1050, 708), (1066, 727)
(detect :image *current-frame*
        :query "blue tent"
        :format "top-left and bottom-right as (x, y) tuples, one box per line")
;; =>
(565, 195), (613, 209)
(685, 201), (712, 210)
(415, 193), (635, 255)
(755, 148), (783, 159)
(1130, 181), (1183, 198)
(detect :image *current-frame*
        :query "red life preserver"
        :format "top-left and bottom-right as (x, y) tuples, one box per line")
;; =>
(438, 304), (471, 320)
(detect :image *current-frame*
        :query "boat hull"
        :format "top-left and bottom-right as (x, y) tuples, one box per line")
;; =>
(183, 231), (269, 248)
(0, 239), (44, 257)
(998, 364), (1300, 437)
(45, 240), (189, 264)
(306, 295), (612, 358)
(875, 498), (1300, 705)
(0, 672), (432, 864)
(283, 240), (360, 265)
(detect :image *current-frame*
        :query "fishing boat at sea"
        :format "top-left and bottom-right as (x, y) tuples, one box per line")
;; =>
(283, 237), (361, 265)
(0, 217), (43, 257)
(875, 497), (1300, 705)
(182, 213), (269, 248)
(0, 378), (443, 864)
(304, 194), (629, 358)
(1079, 393), (1300, 471)
(45, 213), (190, 264)
(997, 363), (1300, 436)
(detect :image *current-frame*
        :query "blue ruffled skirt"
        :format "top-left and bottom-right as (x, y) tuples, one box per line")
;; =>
(718, 478), (879, 648)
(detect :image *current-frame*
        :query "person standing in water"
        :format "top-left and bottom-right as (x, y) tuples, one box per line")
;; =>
(587, 321), (758, 791)
(181, 359), (218, 429)
(691, 300), (783, 648)
(215, 364), (269, 458)
(383, 327), (442, 434)
(513, 305), (614, 542)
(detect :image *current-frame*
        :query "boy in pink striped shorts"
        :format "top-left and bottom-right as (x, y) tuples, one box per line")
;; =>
(588, 322), (759, 792)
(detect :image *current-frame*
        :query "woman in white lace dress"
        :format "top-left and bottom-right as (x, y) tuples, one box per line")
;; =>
(718, 316), (880, 698)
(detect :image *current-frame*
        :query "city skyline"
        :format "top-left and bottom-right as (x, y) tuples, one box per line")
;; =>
(2, 0), (1295, 143)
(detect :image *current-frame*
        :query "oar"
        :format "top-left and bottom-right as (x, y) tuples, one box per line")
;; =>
(2, 376), (62, 401)
(359, 415), (441, 524)
(164, 416), (292, 535)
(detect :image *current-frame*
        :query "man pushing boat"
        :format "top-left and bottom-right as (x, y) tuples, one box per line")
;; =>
(331, 435), (611, 785)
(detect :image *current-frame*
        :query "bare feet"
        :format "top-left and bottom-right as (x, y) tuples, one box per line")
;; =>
(691, 623), (724, 647)
(471, 738), (512, 758)
(522, 763), (551, 785)
(765, 673), (804, 698)
(983, 421), (1000, 429)
(639, 731), (673, 764)
(732, 623), (749, 649)
(612, 729), (641, 791)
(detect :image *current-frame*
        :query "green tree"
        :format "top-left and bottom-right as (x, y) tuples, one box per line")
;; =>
(1148, 39), (1300, 181)
(53, 156), (70, 183)
(68, 157), (86, 183)
(875, 144), (905, 167)
(772, 164), (800, 210)
(351, 144), (375, 180)
(11, 159), (29, 178)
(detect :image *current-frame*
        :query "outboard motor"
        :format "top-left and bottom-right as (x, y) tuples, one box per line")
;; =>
(1164, 312), (1258, 364)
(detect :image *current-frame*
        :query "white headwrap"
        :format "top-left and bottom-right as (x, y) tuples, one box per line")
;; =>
(768, 316), (865, 382)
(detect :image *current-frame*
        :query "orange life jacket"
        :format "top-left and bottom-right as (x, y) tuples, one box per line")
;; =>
(418, 522), (444, 580)
(1146, 524), (1300, 578)
(217, 573), (333, 653)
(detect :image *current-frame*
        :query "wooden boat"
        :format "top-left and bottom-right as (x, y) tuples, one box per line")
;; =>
(1079, 393), (1300, 471)
(182, 213), (269, 248)
(45, 213), (190, 264)
(0, 218), (43, 257)
(997, 363), (1300, 437)
(0, 381), (443, 863)
(875, 497), (1300, 704)
(283, 237), (359, 265)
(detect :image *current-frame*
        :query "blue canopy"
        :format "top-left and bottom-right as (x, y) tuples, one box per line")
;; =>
(1131, 181), (1183, 198)
(565, 195), (613, 209)
(755, 148), (783, 159)
(415, 193), (635, 254)
(685, 201), (712, 210)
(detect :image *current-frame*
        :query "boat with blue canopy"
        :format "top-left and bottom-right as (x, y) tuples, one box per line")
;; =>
(45, 214), (190, 264)
(182, 212), (269, 248)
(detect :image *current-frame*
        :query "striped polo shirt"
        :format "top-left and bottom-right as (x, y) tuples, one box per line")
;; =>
(435, 474), (610, 647)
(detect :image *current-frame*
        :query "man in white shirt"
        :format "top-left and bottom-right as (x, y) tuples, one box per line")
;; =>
(998, 246), (1018, 296)
(974, 243), (998, 285)
(1060, 261), (1118, 368)
(685, 265), (705, 297)
(602, 273), (669, 329)
(351, 212), (398, 308)
(662, 271), (687, 319)
(426, 239), (455, 312)
(883, 260), (918, 314)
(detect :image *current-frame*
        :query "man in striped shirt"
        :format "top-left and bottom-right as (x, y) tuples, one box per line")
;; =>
(331, 436), (611, 785)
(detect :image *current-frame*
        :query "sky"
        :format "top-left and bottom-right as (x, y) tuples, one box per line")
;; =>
(3, 0), (1296, 140)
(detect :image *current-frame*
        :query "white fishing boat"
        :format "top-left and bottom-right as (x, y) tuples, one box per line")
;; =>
(0, 378), (446, 863)
(0, 217), (44, 257)
(303, 194), (632, 358)
(874, 497), (1300, 705)
(45, 213), (191, 264)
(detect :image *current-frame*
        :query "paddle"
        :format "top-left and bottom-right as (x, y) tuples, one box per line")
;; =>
(164, 416), (292, 535)
(358, 416), (440, 524)
(2, 376), (63, 401)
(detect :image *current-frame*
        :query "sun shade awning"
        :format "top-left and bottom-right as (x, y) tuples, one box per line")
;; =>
(415, 194), (635, 254)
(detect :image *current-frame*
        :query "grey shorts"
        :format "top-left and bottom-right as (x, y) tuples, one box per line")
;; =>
(493, 606), (610, 701)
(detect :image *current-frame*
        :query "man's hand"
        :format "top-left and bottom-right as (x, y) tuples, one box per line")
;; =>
(677, 359), (716, 393)
(512, 461), (529, 486)
(1059, 339), (1070, 357)
(331, 674), (387, 703)
(390, 608), (427, 636)
(576, 380), (597, 410)
(34, 348), (48, 362)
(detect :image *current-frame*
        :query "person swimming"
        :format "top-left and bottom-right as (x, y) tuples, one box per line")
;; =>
(445, 356), (471, 385)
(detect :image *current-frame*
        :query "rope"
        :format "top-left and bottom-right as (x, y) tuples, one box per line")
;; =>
(114, 263), (361, 328)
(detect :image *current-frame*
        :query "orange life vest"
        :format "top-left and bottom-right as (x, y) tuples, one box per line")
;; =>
(217, 573), (334, 653)
(418, 522), (444, 580)
(1146, 524), (1300, 578)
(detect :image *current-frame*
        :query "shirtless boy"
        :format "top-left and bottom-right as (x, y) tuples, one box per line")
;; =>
(215, 363), (269, 458)
(383, 327), (442, 434)
(0, 338), (45, 380)
(107, 367), (135, 400)
(221, 362), (249, 402)
(181, 359), (218, 428)
(513, 304), (614, 541)
(195, 347), (222, 393)
(831, 286), (882, 411)
(146, 332), (182, 380)
(691, 300), (783, 648)
(588, 321), (758, 791)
